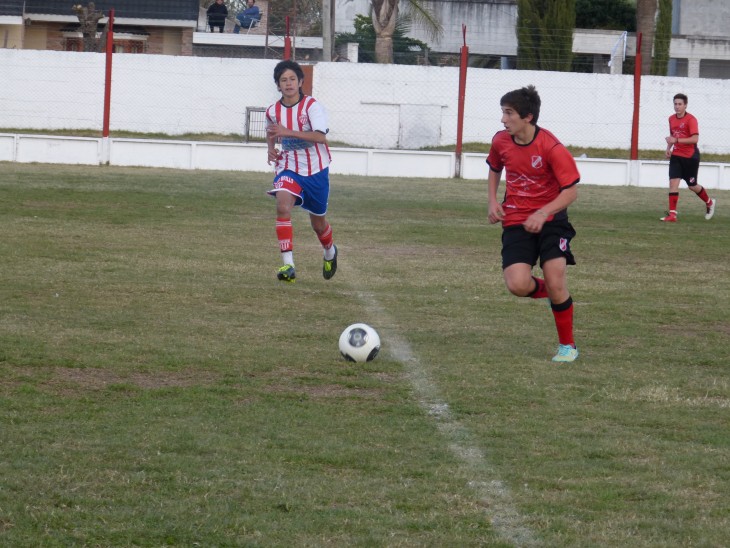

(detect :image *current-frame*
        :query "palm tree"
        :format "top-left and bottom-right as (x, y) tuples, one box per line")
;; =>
(371, 0), (442, 64)
(636, 0), (658, 74)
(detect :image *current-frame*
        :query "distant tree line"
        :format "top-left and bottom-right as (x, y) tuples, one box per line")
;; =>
(517, 0), (672, 75)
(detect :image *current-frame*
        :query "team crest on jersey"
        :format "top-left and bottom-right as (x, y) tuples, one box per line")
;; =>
(531, 156), (543, 169)
(298, 114), (308, 126)
(559, 238), (569, 252)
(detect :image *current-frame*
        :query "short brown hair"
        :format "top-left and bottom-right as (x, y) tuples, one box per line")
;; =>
(500, 85), (541, 125)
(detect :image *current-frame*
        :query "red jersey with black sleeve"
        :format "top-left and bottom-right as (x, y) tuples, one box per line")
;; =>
(486, 126), (580, 227)
(668, 112), (699, 159)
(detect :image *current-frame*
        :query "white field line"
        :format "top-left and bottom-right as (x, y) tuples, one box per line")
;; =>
(357, 291), (540, 547)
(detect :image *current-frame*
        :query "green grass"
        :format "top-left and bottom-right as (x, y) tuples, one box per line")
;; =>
(1, 163), (728, 546)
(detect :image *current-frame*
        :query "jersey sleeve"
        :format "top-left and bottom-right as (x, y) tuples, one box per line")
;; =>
(547, 144), (580, 189)
(688, 114), (699, 136)
(306, 100), (329, 134)
(485, 133), (504, 172)
(265, 105), (276, 128)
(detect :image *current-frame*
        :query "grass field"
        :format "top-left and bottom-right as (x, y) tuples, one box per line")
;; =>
(1, 163), (728, 547)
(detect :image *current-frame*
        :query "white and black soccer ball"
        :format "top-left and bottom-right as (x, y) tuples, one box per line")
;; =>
(338, 323), (380, 363)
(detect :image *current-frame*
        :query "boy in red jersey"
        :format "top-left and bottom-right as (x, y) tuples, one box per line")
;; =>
(661, 93), (716, 222)
(487, 85), (580, 362)
(265, 60), (337, 283)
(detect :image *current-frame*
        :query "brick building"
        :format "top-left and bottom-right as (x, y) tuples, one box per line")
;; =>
(0, 0), (199, 55)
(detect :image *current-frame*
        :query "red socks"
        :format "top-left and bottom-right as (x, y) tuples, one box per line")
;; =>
(668, 192), (679, 213)
(529, 276), (549, 299)
(551, 297), (575, 347)
(669, 188), (711, 213)
(317, 223), (334, 250)
(697, 187), (711, 204)
(527, 279), (575, 348)
(277, 218), (335, 255)
(276, 217), (293, 252)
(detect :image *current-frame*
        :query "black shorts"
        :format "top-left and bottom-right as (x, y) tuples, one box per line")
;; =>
(501, 219), (576, 269)
(669, 148), (700, 186)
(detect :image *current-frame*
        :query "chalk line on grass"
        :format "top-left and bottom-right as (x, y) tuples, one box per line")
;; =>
(358, 291), (540, 547)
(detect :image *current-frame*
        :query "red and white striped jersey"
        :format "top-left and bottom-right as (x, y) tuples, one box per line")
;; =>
(266, 95), (331, 176)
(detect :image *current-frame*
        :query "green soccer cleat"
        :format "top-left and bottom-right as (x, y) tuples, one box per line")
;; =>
(277, 264), (296, 283)
(323, 245), (338, 280)
(552, 344), (579, 363)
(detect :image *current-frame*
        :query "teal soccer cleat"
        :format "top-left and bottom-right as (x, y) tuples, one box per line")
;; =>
(552, 344), (579, 363)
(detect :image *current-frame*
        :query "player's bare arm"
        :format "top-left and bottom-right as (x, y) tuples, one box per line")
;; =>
(487, 170), (504, 224)
(266, 124), (328, 144)
(665, 134), (698, 146)
(523, 185), (578, 234)
(266, 131), (279, 164)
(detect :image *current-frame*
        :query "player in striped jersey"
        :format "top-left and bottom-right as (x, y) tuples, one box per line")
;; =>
(487, 85), (580, 363)
(265, 60), (337, 283)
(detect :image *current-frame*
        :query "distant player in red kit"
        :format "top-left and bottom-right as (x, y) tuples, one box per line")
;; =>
(661, 93), (716, 222)
(265, 60), (337, 283)
(487, 85), (580, 362)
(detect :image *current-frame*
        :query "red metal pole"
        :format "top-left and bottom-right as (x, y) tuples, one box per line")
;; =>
(630, 33), (642, 161)
(284, 16), (292, 60)
(455, 25), (468, 178)
(102, 9), (115, 138)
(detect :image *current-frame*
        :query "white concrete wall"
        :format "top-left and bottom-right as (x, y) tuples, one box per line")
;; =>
(1, 48), (730, 153)
(2, 133), (729, 190)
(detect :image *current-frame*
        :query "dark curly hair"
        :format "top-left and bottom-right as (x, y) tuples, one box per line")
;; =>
(500, 85), (541, 125)
(274, 60), (304, 85)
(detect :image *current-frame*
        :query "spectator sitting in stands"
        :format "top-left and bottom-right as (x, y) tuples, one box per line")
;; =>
(234, 0), (260, 34)
(207, 0), (228, 33)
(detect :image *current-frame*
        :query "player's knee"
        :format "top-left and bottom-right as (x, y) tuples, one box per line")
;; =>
(505, 277), (532, 297)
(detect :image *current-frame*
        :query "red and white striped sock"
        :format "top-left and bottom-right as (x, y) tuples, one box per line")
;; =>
(276, 217), (293, 264)
(317, 223), (335, 259)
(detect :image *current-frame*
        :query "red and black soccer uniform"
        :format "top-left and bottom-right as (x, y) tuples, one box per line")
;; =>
(487, 126), (579, 228)
(668, 112), (700, 184)
(666, 112), (711, 213)
(487, 126), (580, 348)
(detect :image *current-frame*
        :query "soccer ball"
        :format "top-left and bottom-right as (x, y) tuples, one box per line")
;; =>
(338, 323), (380, 363)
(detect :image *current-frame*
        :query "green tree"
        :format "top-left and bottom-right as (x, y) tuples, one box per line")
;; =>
(370, 0), (441, 64)
(542, 0), (576, 71)
(336, 14), (428, 65)
(572, 0), (636, 74)
(516, 0), (541, 70)
(517, 0), (576, 71)
(636, 0), (658, 74)
(651, 0), (672, 75)
(575, 0), (635, 31)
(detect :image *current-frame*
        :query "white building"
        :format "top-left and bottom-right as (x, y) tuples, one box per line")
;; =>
(336, 0), (730, 78)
